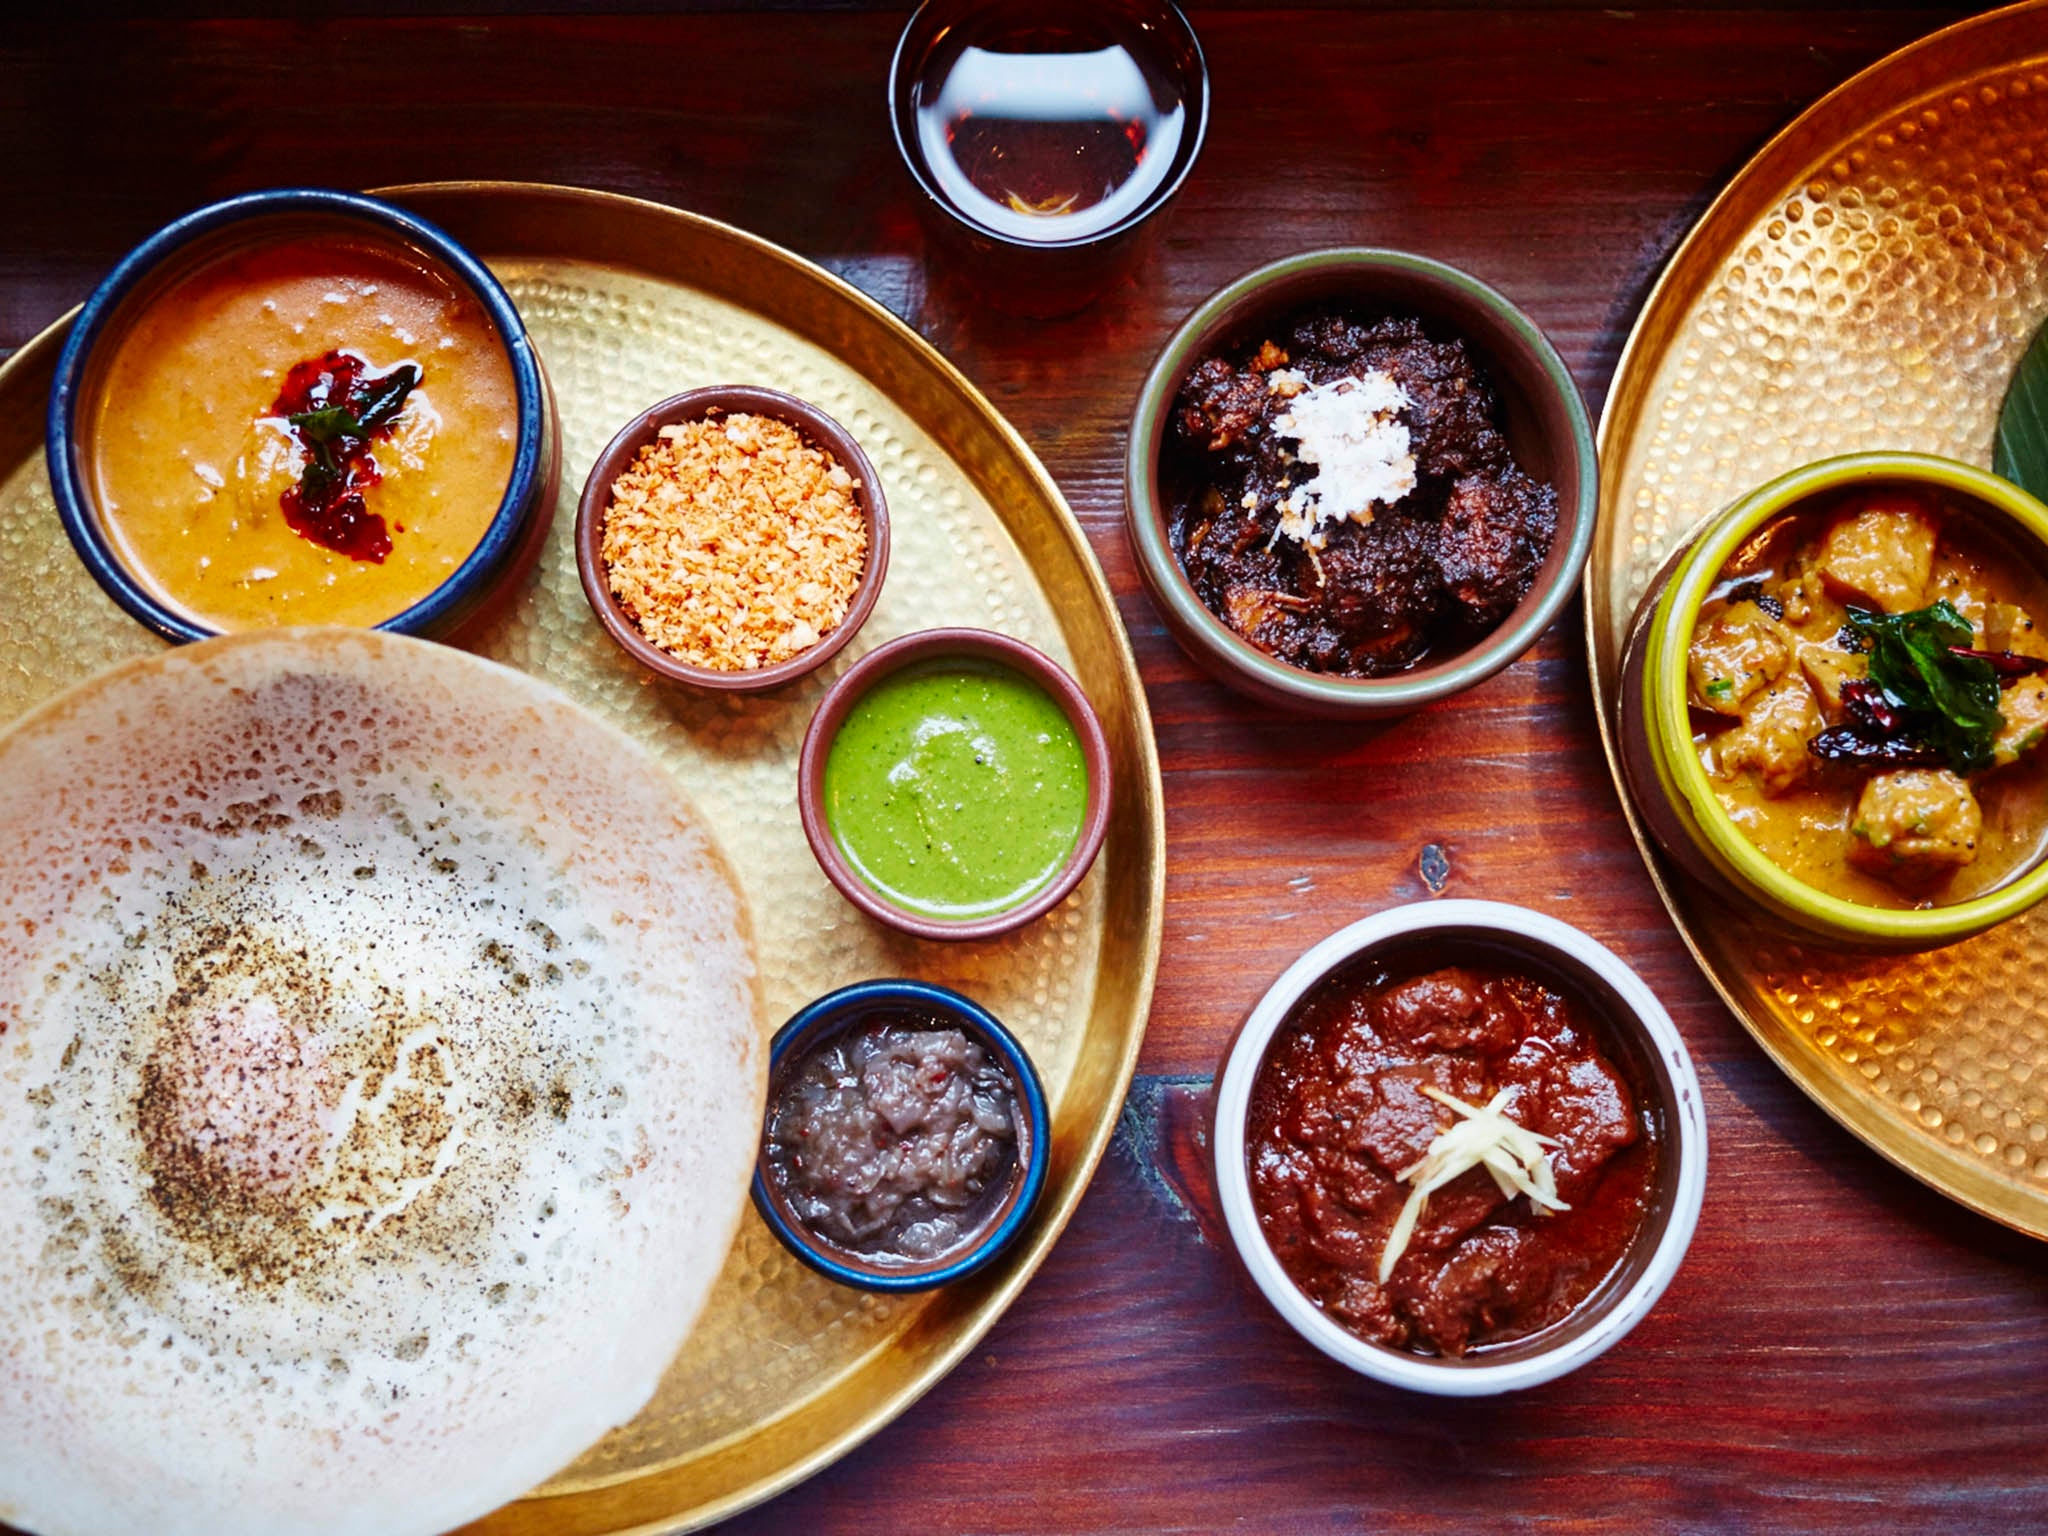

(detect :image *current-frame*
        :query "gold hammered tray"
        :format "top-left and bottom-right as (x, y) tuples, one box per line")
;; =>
(0, 182), (1164, 1532)
(1590, 2), (2048, 1237)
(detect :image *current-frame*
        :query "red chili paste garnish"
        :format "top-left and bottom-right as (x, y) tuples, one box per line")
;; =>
(271, 349), (422, 564)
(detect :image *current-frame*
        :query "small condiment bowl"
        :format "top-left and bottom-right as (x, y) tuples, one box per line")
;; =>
(46, 187), (559, 644)
(1618, 451), (2048, 951)
(576, 384), (890, 692)
(887, 0), (1210, 318)
(1212, 899), (1707, 1396)
(751, 978), (1052, 1291)
(796, 627), (1112, 941)
(1124, 248), (1597, 717)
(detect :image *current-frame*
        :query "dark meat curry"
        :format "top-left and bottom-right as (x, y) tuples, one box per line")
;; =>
(1167, 309), (1558, 676)
(1688, 486), (2048, 907)
(764, 1016), (1020, 1265)
(1247, 961), (1659, 1357)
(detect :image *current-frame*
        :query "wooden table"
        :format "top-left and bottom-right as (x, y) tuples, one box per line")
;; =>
(6, 5), (2043, 1530)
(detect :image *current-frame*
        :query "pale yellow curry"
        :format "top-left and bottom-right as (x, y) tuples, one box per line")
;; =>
(1690, 488), (2048, 908)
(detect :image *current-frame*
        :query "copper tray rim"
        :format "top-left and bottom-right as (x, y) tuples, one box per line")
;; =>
(1583, 1), (2048, 1240)
(0, 180), (1168, 1534)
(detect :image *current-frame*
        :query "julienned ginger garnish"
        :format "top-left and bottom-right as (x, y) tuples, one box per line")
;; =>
(1377, 1086), (1568, 1284)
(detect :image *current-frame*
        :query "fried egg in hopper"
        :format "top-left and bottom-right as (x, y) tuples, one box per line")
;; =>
(0, 630), (763, 1536)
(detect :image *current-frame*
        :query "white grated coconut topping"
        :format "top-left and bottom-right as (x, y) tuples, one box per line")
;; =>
(1270, 371), (1416, 549)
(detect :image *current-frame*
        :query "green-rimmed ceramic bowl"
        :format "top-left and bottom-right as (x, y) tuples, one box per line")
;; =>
(1617, 451), (2048, 951)
(1123, 249), (1597, 718)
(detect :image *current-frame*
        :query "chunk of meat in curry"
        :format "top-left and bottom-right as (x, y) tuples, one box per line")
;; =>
(1813, 498), (1938, 613)
(1994, 678), (2048, 768)
(1247, 964), (1657, 1357)
(1711, 676), (1822, 796)
(1688, 598), (1795, 716)
(1848, 769), (1982, 881)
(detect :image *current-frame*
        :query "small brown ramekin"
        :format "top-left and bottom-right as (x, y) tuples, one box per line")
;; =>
(797, 628), (1112, 942)
(575, 385), (890, 691)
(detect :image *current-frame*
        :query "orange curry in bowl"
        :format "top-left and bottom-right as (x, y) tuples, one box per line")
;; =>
(83, 233), (517, 631)
(1688, 485), (2048, 908)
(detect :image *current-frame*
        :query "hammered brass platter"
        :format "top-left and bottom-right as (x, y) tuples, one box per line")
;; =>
(0, 182), (1164, 1533)
(1589, 2), (2048, 1237)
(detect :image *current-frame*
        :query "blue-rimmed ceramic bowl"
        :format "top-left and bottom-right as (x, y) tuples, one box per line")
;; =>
(752, 979), (1051, 1292)
(46, 187), (560, 643)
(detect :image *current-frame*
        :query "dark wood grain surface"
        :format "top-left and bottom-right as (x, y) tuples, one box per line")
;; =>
(7, 5), (2045, 1532)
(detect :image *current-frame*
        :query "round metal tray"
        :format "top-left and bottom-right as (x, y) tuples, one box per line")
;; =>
(0, 182), (1165, 1533)
(1589, 2), (2048, 1238)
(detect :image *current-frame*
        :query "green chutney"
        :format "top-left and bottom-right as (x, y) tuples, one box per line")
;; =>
(823, 659), (1090, 921)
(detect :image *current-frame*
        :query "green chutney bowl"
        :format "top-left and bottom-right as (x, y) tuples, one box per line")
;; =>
(796, 628), (1112, 943)
(1617, 451), (2048, 951)
(1124, 248), (1597, 718)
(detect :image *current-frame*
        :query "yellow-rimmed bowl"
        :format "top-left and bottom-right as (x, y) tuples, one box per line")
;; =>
(1617, 451), (2048, 951)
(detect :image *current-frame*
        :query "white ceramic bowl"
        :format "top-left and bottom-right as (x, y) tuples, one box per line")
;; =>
(1212, 899), (1707, 1395)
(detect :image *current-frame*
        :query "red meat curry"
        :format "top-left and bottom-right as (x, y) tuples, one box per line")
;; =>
(1247, 959), (1660, 1356)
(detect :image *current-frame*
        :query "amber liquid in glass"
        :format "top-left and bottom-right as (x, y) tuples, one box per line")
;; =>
(913, 3), (1186, 244)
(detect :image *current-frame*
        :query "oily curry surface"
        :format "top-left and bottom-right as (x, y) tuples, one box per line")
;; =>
(1689, 488), (2048, 908)
(87, 233), (517, 630)
(1247, 959), (1659, 1357)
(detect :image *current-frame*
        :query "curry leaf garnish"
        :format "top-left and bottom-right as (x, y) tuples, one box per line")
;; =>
(299, 453), (338, 497)
(284, 362), (420, 500)
(349, 362), (421, 434)
(1995, 319), (2048, 502)
(286, 365), (419, 451)
(1844, 600), (2002, 774)
(286, 404), (364, 439)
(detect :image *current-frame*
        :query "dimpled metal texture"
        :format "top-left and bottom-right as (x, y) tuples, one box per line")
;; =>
(0, 253), (1116, 1507)
(492, 262), (1104, 1491)
(1592, 7), (2048, 1234)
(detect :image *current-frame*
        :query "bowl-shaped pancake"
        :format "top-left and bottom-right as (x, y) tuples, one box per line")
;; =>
(0, 629), (762, 1536)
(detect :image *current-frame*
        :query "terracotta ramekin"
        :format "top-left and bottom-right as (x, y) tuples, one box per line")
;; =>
(1617, 451), (2048, 951)
(796, 628), (1111, 942)
(46, 187), (559, 644)
(577, 384), (889, 692)
(1125, 248), (1597, 718)
(1212, 899), (1707, 1396)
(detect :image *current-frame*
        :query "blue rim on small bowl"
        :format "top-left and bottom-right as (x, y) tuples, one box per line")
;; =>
(46, 187), (553, 643)
(751, 979), (1052, 1293)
